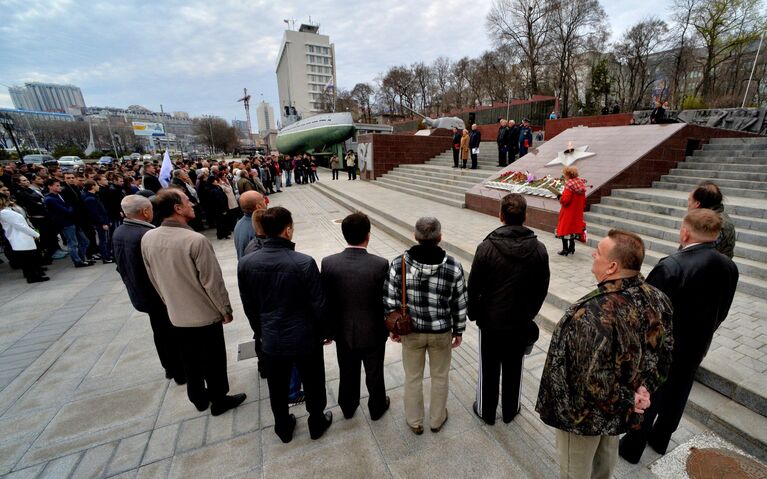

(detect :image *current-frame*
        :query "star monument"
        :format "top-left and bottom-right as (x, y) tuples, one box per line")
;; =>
(546, 142), (596, 167)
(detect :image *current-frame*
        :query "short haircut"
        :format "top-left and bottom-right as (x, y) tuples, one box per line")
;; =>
(414, 216), (441, 245)
(172, 169), (184, 178)
(606, 229), (645, 271)
(562, 166), (579, 178)
(251, 208), (265, 234)
(691, 181), (723, 209)
(500, 193), (526, 226)
(261, 206), (293, 238)
(45, 178), (60, 188)
(684, 208), (722, 240)
(341, 212), (371, 245)
(154, 188), (185, 220)
(121, 194), (152, 217)
(83, 179), (97, 191)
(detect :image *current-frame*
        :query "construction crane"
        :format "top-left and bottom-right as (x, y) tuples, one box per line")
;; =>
(237, 88), (253, 142)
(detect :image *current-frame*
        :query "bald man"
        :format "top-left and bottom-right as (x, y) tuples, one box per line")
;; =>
(113, 195), (185, 383)
(234, 191), (267, 259)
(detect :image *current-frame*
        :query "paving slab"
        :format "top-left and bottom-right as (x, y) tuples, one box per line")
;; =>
(0, 182), (760, 477)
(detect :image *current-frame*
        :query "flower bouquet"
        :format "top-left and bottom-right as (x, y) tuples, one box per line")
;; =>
(484, 171), (569, 198)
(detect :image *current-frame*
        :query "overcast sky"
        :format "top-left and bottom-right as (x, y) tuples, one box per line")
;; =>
(0, 0), (668, 128)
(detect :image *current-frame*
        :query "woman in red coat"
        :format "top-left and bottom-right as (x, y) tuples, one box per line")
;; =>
(555, 166), (587, 256)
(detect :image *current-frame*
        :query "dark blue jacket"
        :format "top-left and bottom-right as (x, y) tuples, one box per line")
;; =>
(43, 193), (75, 229)
(82, 191), (109, 226)
(237, 237), (329, 356)
(469, 130), (482, 148)
(112, 219), (165, 312)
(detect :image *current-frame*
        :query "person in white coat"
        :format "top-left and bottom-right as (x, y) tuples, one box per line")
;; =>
(0, 193), (48, 283)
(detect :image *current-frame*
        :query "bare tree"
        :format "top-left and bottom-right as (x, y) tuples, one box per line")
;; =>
(412, 62), (435, 112)
(612, 18), (669, 110)
(549, 0), (608, 116)
(691, 0), (764, 101)
(432, 57), (452, 112)
(351, 83), (375, 122)
(487, 0), (555, 95)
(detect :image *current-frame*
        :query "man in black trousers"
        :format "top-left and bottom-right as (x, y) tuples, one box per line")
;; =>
(112, 195), (185, 384)
(321, 212), (390, 421)
(468, 193), (550, 424)
(496, 119), (510, 167)
(451, 127), (462, 168)
(619, 208), (738, 463)
(238, 207), (333, 443)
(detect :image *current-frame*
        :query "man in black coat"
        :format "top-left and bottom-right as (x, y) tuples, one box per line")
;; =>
(451, 127), (462, 168)
(496, 119), (510, 167)
(112, 195), (185, 383)
(619, 208), (739, 463)
(142, 163), (162, 193)
(468, 193), (550, 425)
(508, 120), (520, 163)
(469, 124), (482, 169)
(321, 212), (390, 421)
(238, 206), (333, 443)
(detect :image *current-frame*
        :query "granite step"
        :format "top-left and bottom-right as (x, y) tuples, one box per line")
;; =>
(659, 174), (767, 191)
(653, 181), (767, 199)
(397, 164), (495, 182)
(676, 162), (767, 173)
(313, 180), (767, 461)
(667, 168), (767, 183)
(383, 170), (479, 190)
(610, 189), (767, 219)
(693, 150), (767, 160)
(708, 137), (767, 145)
(374, 177), (465, 208)
(380, 172), (472, 195)
(591, 196), (767, 233)
(701, 142), (767, 151)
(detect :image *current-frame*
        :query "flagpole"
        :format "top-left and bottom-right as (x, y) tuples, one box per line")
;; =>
(742, 32), (765, 108)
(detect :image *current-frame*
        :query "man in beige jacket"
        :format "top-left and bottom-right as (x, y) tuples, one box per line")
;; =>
(142, 189), (246, 416)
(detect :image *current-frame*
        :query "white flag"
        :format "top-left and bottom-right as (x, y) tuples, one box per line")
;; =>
(324, 78), (334, 91)
(159, 150), (172, 188)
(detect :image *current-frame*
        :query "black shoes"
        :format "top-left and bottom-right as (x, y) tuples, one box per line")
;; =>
(473, 401), (494, 425)
(194, 400), (209, 412)
(276, 414), (297, 443)
(74, 262), (93, 268)
(211, 393), (247, 416)
(370, 396), (391, 421)
(557, 250), (570, 256)
(27, 276), (50, 284)
(102, 259), (114, 264)
(503, 405), (521, 424)
(309, 411), (333, 440)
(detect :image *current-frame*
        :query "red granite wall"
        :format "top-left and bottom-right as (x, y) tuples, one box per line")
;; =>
(357, 133), (451, 180)
(545, 114), (634, 139)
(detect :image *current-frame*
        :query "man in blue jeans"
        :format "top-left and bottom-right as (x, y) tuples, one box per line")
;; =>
(82, 180), (114, 264)
(43, 178), (93, 268)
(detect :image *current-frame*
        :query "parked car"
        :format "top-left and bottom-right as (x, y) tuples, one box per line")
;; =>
(57, 156), (85, 170)
(141, 154), (153, 161)
(22, 154), (58, 166)
(98, 156), (115, 165)
(129, 153), (142, 161)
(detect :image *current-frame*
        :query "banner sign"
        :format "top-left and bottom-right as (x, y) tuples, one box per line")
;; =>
(132, 122), (165, 137)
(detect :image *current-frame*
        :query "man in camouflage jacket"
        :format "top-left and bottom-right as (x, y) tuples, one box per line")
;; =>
(536, 229), (674, 479)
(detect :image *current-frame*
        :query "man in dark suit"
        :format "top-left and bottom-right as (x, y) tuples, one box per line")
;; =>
(619, 208), (739, 463)
(112, 195), (185, 383)
(468, 193), (550, 425)
(496, 119), (510, 167)
(469, 124), (482, 169)
(142, 163), (162, 193)
(321, 212), (390, 421)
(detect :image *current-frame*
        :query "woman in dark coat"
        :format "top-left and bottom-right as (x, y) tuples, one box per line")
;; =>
(555, 166), (587, 256)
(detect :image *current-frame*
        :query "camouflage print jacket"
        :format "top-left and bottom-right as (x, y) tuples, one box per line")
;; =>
(711, 204), (736, 259)
(535, 275), (674, 436)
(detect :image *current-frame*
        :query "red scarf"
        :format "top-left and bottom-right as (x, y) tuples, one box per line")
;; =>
(565, 177), (587, 194)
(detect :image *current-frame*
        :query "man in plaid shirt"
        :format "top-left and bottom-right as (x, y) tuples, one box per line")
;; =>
(384, 217), (467, 435)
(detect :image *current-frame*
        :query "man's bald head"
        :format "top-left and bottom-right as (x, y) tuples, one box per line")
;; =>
(239, 191), (266, 214)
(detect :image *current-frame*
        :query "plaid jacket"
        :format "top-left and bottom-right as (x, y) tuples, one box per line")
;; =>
(383, 250), (468, 335)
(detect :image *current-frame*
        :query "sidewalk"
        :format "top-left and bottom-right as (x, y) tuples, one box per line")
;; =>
(0, 183), (751, 478)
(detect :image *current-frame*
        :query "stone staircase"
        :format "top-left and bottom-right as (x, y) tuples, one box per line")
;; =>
(585, 137), (767, 299)
(375, 141), (503, 208)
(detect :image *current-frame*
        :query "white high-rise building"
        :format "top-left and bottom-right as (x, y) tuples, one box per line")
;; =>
(275, 23), (336, 121)
(8, 82), (86, 113)
(255, 101), (275, 135)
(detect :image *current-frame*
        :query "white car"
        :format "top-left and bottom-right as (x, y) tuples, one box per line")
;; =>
(142, 154), (153, 161)
(57, 156), (85, 170)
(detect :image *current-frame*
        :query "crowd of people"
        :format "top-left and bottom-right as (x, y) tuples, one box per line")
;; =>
(0, 152), (741, 477)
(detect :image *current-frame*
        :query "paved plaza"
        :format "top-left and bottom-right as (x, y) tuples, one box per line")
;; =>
(0, 181), (762, 478)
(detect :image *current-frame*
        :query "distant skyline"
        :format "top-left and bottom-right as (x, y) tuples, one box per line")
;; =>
(0, 0), (668, 125)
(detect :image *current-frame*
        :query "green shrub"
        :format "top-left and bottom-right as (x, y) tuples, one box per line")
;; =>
(680, 96), (707, 110)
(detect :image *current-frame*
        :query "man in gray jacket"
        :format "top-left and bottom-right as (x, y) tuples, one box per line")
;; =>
(142, 189), (246, 416)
